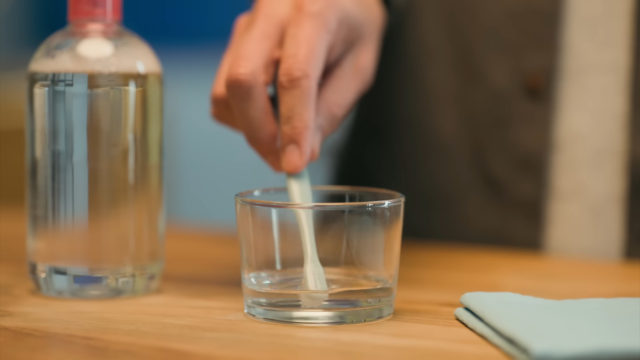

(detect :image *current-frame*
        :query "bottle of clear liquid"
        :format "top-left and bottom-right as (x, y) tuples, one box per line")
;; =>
(26, 0), (164, 298)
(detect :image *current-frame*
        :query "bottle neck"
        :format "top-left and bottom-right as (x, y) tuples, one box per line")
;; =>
(69, 20), (121, 36)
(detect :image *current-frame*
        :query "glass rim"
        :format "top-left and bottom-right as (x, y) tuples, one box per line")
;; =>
(235, 185), (405, 209)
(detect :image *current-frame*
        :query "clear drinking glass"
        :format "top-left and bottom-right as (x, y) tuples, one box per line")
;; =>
(235, 186), (404, 324)
(26, 0), (164, 298)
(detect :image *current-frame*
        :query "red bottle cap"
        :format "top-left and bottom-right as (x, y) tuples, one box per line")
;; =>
(68, 0), (122, 22)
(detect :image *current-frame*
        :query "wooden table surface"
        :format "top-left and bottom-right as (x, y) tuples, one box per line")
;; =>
(1, 208), (639, 359)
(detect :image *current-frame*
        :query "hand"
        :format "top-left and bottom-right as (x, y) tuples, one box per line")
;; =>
(211, 0), (387, 173)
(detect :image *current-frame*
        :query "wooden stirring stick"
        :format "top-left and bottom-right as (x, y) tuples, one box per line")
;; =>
(286, 170), (328, 297)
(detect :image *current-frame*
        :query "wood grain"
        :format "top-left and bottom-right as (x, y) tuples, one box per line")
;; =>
(1, 208), (639, 359)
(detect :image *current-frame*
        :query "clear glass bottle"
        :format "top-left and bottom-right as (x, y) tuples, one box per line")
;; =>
(26, 0), (164, 298)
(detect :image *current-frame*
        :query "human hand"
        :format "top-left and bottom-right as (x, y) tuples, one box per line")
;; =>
(211, 0), (386, 173)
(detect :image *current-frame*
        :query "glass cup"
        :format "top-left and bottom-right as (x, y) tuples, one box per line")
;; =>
(235, 186), (404, 324)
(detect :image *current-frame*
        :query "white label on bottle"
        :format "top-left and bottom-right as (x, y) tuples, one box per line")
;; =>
(76, 37), (115, 59)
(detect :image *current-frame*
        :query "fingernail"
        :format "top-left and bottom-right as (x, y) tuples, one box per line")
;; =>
(281, 144), (302, 173)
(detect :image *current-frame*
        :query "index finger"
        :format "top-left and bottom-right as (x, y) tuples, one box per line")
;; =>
(277, 13), (333, 174)
(225, 13), (287, 170)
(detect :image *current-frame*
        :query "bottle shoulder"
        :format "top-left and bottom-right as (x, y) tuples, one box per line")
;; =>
(28, 25), (162, 75)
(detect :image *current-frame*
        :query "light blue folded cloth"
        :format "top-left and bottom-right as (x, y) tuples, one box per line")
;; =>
(455, 292), (640, 359)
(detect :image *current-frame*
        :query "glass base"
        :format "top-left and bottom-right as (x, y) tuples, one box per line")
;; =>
(29, 262), (163, 299)
(245, 298), (394, 325)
